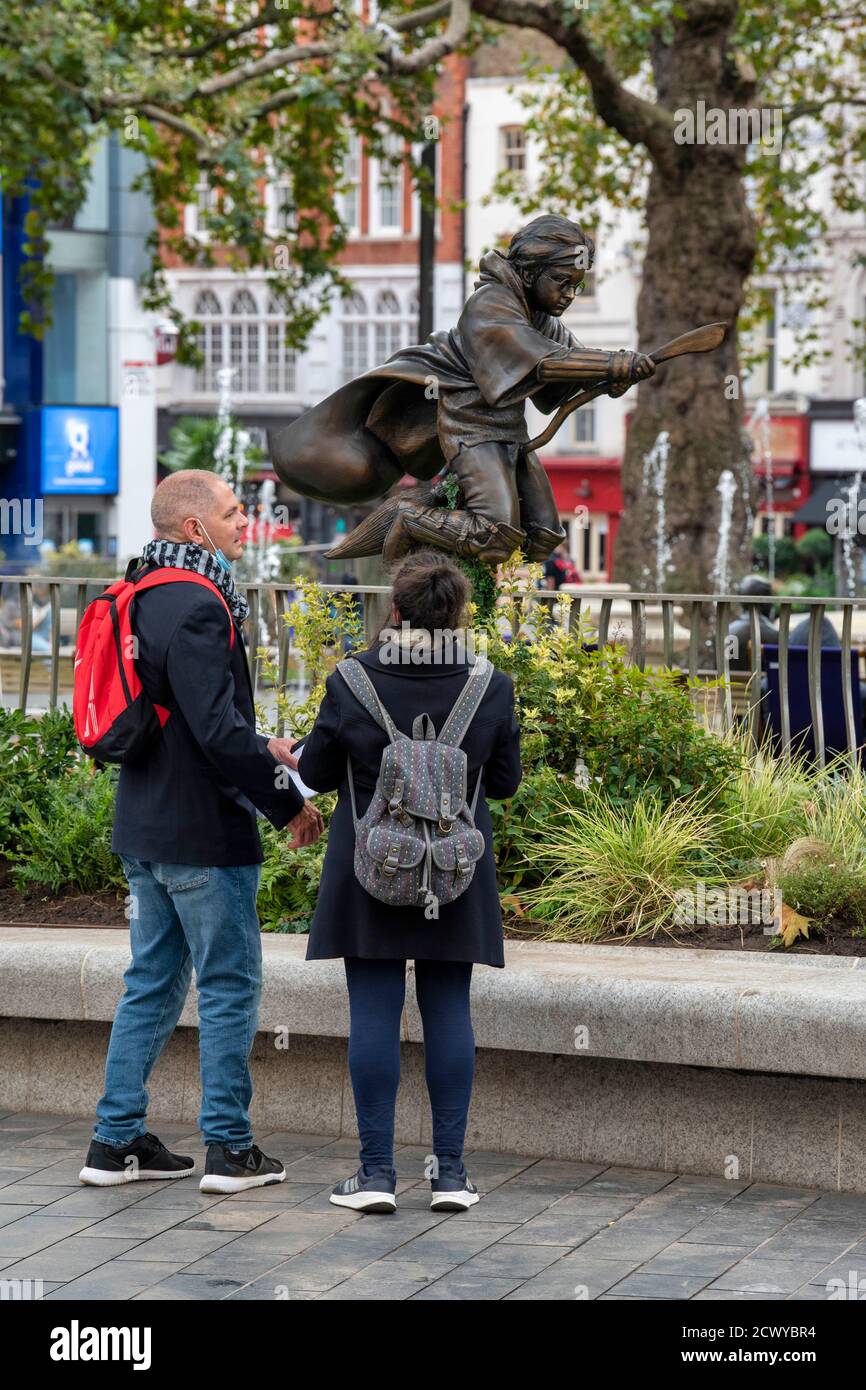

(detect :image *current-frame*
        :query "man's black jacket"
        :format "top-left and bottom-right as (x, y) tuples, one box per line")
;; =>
(112, 565), (304, 867)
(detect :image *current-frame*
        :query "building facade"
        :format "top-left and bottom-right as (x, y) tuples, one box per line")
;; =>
(1, 137), (159, 570)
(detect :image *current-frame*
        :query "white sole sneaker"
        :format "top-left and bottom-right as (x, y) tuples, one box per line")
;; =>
(430, 1188), (480, 1211)
(329, 1190), (397, 1213)
(199, 1170), (286, 1194)
(79, 1165), (193, 1186)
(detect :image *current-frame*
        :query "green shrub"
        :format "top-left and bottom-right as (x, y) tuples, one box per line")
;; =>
(7, 762), (125, 895)
(796, 528), (833, 572)
(779, 860), (866, 934)
(512, 793), (729, 942)
(479, 559), (743, 811)
(0, 708), (81, 853)
(257, 810), (333, 932)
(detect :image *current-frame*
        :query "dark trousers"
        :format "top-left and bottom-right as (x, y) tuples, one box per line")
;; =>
(343, 957), (475, 1179)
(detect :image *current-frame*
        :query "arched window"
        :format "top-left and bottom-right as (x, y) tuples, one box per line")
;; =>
(341, 291), (369, 383)
(193, 290), (223, 392)
(228, 289), (260, 393)
(374, 290), (402, 361)
(265, 291), (297, 394)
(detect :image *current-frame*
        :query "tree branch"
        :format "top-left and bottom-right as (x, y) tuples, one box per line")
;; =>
(472, 0), (677, 175)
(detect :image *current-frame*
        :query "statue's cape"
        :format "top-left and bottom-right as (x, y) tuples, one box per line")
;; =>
(269, 250), (580, 505)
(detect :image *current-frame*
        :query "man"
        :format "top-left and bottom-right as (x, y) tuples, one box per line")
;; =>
(269, 214), (654, 566)
(543, 541), (580, 591)
(80, 470), (323, 1195)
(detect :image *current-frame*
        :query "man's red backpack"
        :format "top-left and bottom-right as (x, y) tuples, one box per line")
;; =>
(73, 567), (235, 764)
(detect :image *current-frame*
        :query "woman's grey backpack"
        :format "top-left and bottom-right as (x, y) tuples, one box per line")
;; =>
(336, 656), (494, 919)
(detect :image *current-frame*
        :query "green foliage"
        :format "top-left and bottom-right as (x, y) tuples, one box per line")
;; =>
(158, 415), (264, 477)
(257, 811), (334, 933)
(0, 708), (81, 853)
(796, 528), (833, 572)
(513, 794), (729, 942)
(779, 860), (866, 935)
(7, 763), (126, 895)
(482, 556), (743, 810)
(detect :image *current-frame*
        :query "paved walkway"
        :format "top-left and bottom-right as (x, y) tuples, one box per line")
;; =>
(0, 1112), (864, 1301)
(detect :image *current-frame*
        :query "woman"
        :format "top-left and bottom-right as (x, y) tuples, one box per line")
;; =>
(295, 549), (522, 1213)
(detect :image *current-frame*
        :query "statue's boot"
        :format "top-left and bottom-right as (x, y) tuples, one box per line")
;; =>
(523, 524), (568, 562)
(380, 500), (525, 565)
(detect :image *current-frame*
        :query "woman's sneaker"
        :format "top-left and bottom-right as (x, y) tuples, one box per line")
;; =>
(430, 1168), (480, 1211)
(79, 1132), (195, 1186)
(330, 1166), (397, 1214)
(199, 1143), (286, 1194)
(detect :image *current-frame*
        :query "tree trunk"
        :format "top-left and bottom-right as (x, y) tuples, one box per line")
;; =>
(613, 8), (758, 595)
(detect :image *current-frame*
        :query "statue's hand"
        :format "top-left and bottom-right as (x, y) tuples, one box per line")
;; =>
(629, 352), (656, 382)
(606, 349), (655, 397)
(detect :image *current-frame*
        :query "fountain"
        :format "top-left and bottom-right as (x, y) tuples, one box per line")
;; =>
(842, 396), (866, 598)
(753, 397), (775, 582)
(641, 431), (672, 591)
(712, 469), (738, 595)
(214, 366), (250, 491)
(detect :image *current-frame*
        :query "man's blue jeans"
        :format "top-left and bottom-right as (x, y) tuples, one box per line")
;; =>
(94, 858), (263, 1150)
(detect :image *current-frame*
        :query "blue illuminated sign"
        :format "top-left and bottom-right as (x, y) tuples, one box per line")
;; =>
(40, 405), (119, 495)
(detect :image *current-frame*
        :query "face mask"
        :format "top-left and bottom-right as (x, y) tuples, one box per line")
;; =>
(195, 519), (232, 573)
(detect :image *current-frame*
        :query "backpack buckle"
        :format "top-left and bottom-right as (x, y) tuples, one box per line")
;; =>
(455, 844), (471, 876)
(438, 818), (454, 834)
(381, 843), (401, 877)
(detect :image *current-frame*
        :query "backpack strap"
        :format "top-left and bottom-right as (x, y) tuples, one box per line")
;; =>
(133, 569), (236, 648)
(437, 656), (494, 748)
(335, 658), (400, 743)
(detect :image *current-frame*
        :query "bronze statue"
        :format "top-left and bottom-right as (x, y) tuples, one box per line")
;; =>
(268, 215), (724, 566)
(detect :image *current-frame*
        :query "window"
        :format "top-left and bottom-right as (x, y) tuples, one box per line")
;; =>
(371, 129), (404, 234)
(269, 179), (296, 232)
(500, 126), (526, 174)
(341, 292), (369, 382)
(338, 132), (362, 235)
(192, 285), (296, 395)
(374, 291), (404, 361)
(567, 512), (608, 580)
(556, 399), (598, 452)
(228, 289), (260, 393)
(746, 292), (777, 396)
(265, 292), (297, 394)
(193, 289), (224, 393)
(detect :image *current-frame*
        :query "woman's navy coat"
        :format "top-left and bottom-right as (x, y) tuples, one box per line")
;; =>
(298, 644), (522, 966)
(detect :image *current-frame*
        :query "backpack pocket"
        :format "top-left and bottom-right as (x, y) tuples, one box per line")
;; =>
(360, 821), (426, 906)
(430, 826), (485, 903)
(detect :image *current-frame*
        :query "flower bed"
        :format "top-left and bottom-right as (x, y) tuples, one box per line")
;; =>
(3, 564), (866, 954)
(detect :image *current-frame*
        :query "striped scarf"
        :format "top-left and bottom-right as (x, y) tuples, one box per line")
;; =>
(140, 539), (250, 626)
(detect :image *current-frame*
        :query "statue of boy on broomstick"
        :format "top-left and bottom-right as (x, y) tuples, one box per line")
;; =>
(269, 214), (725, 567)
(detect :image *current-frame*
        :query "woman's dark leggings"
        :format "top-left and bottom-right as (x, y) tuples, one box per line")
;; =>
(343, 957), (475, 1179)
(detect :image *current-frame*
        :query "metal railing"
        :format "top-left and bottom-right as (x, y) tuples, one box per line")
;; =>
(2, 575), (864, 768)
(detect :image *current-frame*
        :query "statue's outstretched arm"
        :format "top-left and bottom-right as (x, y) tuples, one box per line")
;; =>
(537, 348), (655, 390)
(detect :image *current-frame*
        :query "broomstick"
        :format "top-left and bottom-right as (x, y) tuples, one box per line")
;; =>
(520, 321), (728, 457)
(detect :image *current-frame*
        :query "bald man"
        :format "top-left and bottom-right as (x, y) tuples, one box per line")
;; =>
(82, 470), (322, 1196)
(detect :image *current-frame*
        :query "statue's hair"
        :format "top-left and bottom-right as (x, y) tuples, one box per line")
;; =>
(507, 215), (595, 283)
(151, 469), (224, 538)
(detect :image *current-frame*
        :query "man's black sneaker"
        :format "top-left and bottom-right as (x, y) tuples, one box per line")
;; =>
(199, 1143), (286, 1194)
(79, 1132), (195, 1186)
(330, 1166), (397, 1214)
(430, 1168), (479, 1211)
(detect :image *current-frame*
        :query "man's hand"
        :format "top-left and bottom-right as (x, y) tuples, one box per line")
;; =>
(286, 799), (324, 850)
(267, 735), (301, 769)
